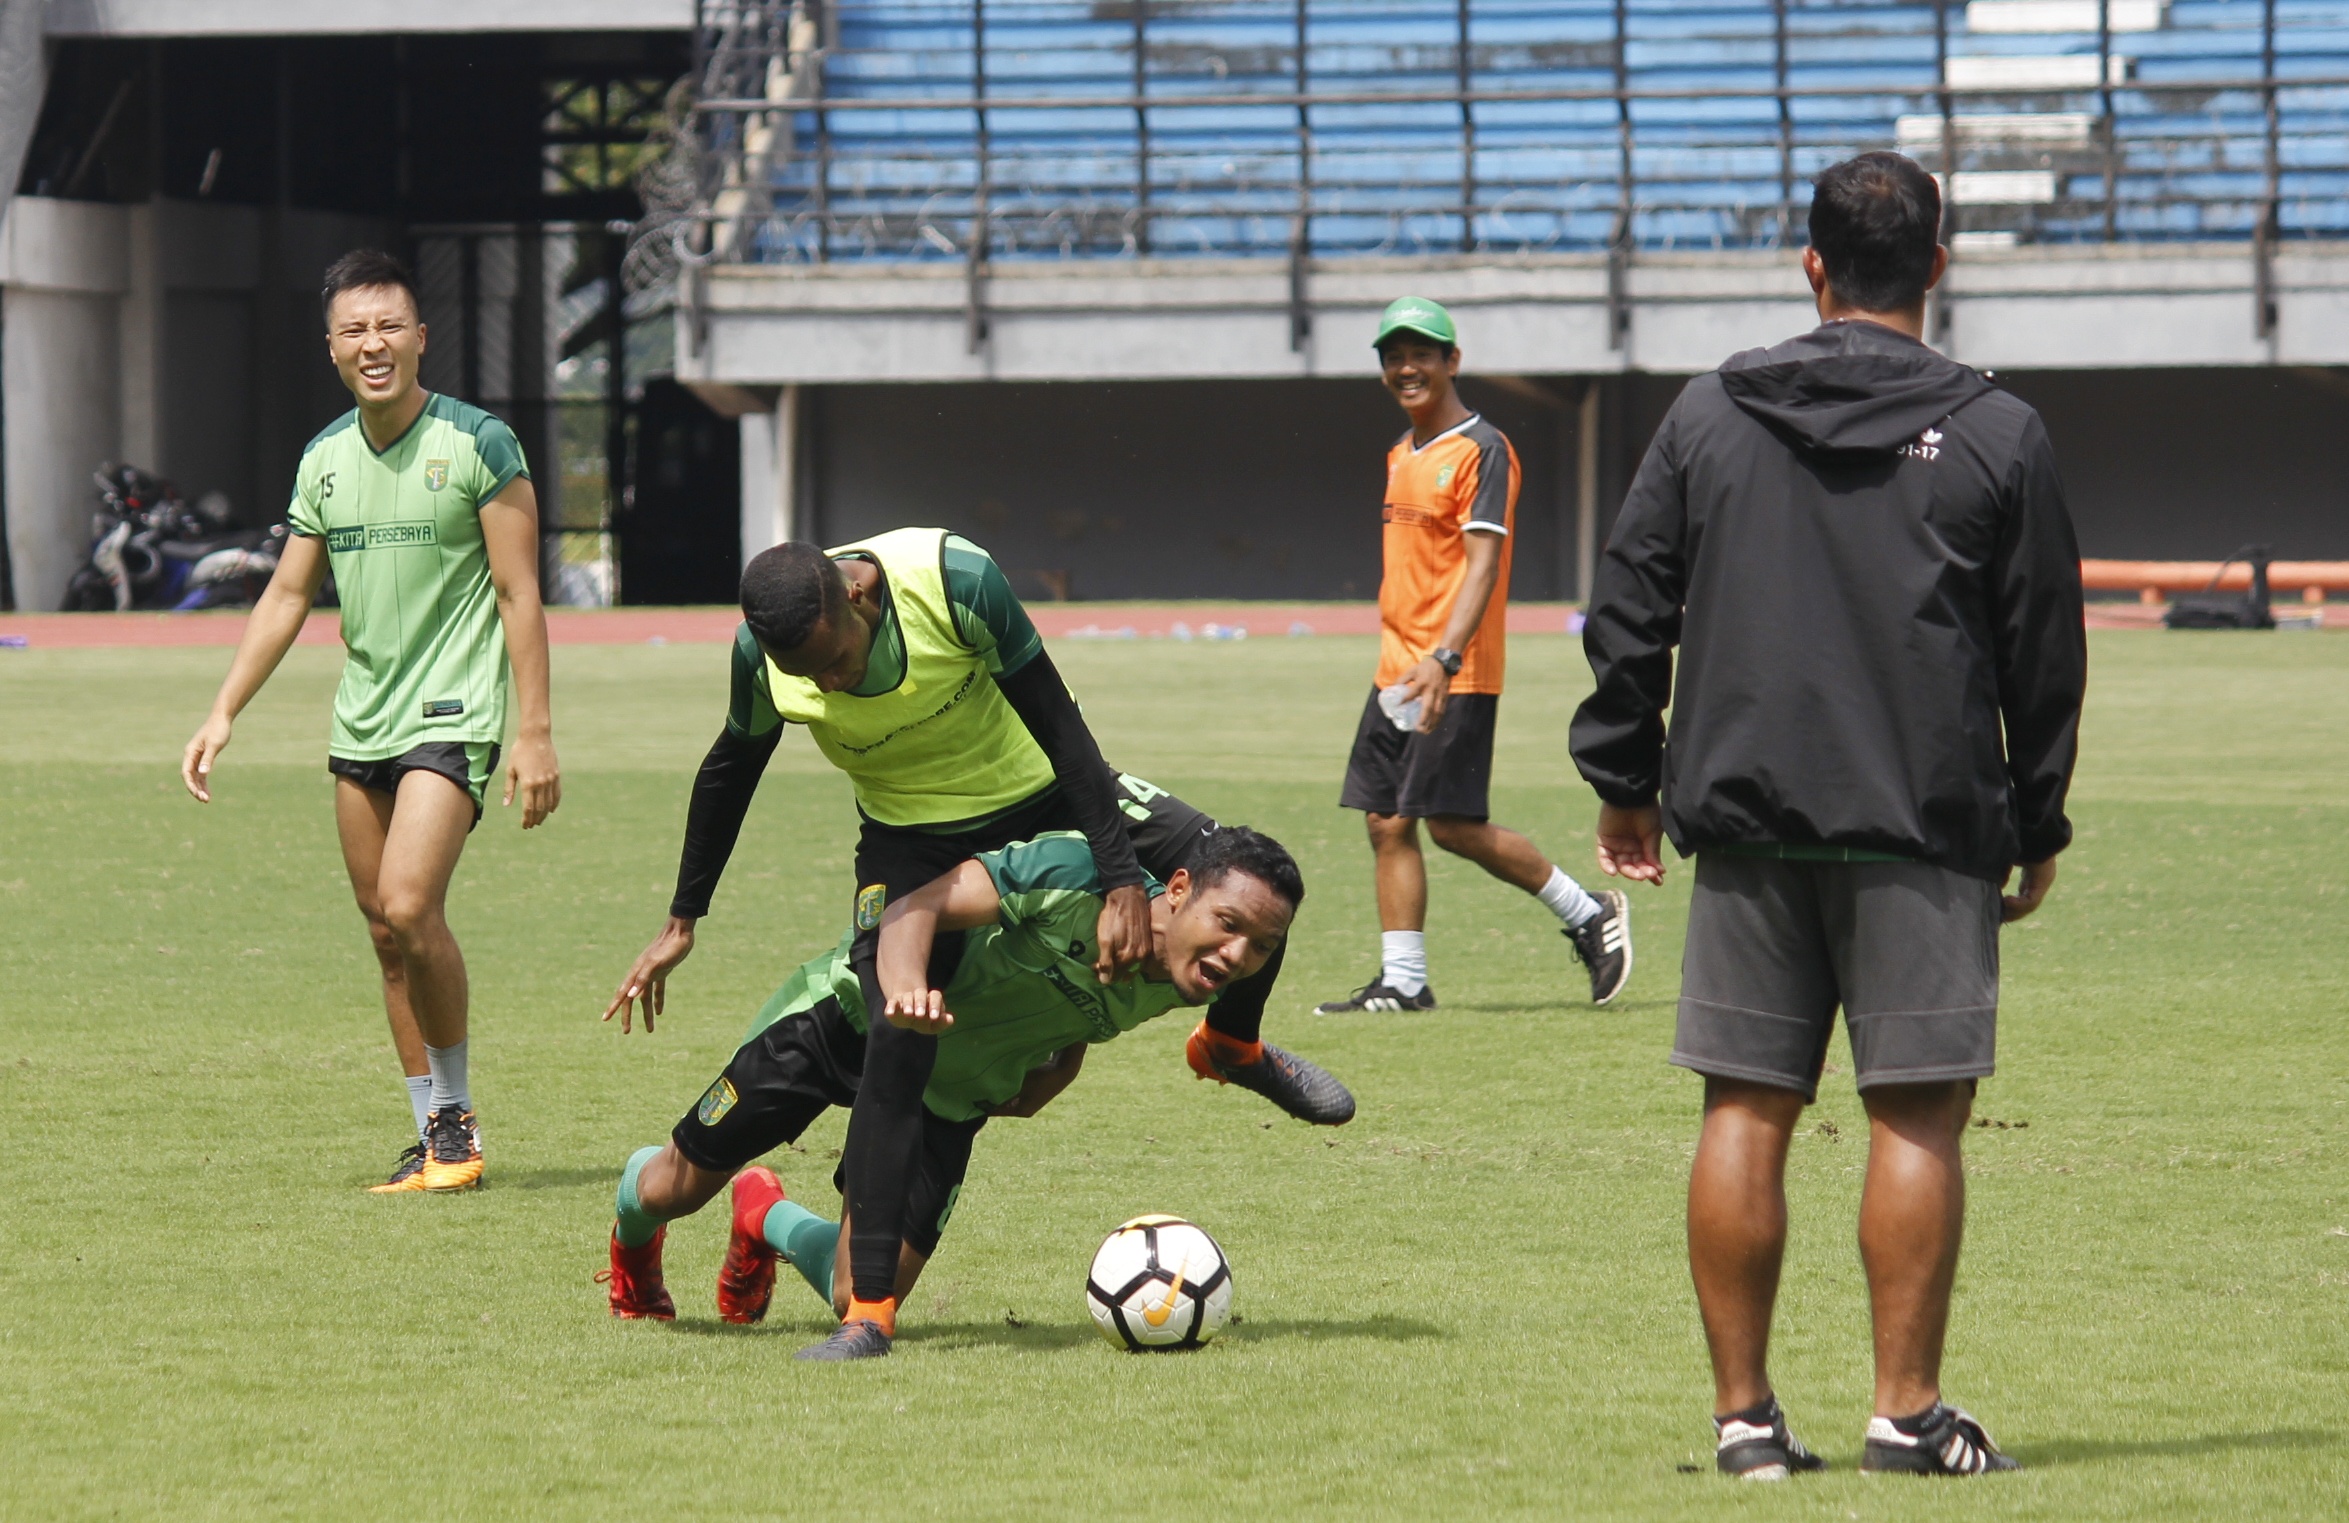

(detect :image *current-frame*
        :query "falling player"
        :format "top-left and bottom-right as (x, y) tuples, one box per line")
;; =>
(598, 826), (1302, 1360)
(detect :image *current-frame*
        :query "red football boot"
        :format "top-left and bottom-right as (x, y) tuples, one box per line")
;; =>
(716, 1167), (786, 1325)
(597, 1226), (676, 1320)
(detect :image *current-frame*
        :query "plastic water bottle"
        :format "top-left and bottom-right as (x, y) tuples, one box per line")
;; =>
(1377, 683), (1423, 732)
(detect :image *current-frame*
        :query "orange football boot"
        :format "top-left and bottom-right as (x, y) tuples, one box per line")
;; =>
(367, 1140), (431, 1194)
(418, 1107), (484, 1191)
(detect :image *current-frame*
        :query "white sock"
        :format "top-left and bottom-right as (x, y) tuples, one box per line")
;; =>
(425, 1040), (471, 1115)
(1537, 865), (1602, 928)
(1380, 931), (1428, 996)
(404, 1074), (433, 1142)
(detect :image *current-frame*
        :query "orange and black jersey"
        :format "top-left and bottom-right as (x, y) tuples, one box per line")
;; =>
(1378, 414), (1519, 695)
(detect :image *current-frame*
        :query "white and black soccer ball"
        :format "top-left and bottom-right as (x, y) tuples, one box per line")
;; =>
(1085, 1214), (1232, 1350)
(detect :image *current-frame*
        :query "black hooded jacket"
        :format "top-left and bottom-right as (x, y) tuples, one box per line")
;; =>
(1570, 320), (2085, 882)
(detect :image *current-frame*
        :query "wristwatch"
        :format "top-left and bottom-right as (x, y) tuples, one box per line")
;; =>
(1431, 647), (1463, 677)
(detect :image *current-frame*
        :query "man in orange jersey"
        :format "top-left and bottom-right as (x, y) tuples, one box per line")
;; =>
(1315, 297), (1631, 1013)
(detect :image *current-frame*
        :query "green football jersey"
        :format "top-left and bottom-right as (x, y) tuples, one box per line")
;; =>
(286, 394), (530, 760)
(744, 833), (1195, 1122)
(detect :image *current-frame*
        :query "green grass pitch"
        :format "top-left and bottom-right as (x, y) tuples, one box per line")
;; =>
(3, 631), (2345, 1520)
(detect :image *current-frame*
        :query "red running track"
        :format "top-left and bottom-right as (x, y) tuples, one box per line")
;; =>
(0, 603), (1588, 649)
(0, 599), (2316, 648)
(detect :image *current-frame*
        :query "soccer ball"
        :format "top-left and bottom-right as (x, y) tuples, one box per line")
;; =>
(1085, 1214), (1232, 1350)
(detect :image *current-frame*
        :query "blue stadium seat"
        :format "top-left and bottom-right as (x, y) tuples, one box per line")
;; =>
(730, 0), (2349, 260)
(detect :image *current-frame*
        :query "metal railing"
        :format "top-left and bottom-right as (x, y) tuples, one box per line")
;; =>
(678, 0), (2349, 344)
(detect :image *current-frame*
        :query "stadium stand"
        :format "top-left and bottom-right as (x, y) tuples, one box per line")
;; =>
(693, 0), (2349, 268)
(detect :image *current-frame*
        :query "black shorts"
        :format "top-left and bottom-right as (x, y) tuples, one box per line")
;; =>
(1338, 687), (1499, 820)
(849, 786), (1080, 940)
(328, 741), (501, 827)
(671, 996), (984, 1257)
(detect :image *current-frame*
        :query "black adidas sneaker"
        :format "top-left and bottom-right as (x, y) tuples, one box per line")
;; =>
(1314, 978), (1436, 1014)
(1714, 1397), (1828, 1481)
(1566, 889), (1632, 1005)
(1861, 1402), (2019, 1475)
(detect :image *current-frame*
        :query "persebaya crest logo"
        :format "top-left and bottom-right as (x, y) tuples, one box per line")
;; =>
(1435, 464), (1457, 489)
(855, 884), (888, 931)
(697, 1076), (738, 1126)
(423, 459), (451, 492)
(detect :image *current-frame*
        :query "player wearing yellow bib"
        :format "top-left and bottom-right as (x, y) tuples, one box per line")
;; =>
(182, 250), (560, 1193)
(603, 529), (1353, 1343)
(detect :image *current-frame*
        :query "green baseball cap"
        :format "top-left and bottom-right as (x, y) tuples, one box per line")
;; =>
(1374, 295), (1458, 349)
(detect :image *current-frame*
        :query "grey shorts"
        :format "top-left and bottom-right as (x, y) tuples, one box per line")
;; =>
(1673, 853), (2000, 1101)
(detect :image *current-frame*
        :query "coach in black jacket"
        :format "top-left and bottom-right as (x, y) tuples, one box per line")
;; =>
(1571, 153), (2084, 1479)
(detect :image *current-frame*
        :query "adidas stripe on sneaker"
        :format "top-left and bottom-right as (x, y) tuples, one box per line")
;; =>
(1861, 1403), (2019, 1475)
(1713, 1398), (1826, 1481)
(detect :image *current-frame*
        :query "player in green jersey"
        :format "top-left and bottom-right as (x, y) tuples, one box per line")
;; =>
(181, 250), (560, 1193)
(602, 530), (1354, 1335)
(596, 826), (1302, 1360)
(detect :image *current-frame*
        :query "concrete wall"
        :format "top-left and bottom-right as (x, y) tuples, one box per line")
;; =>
(1, 196), (126, 609)
(1587, 367), (2349, 566)
(2001, 368), (2349, 561)
(40, 0), (692, 36)
(803, 375), (1587, 603)
(781, 361), (2349, 606)
(685, 243), (2349, 388)
(1, 194), (387, 609)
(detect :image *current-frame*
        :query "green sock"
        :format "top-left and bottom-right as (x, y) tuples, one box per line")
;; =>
(762, 1200), (838, 1303)
(613, 1145), (665, 1248)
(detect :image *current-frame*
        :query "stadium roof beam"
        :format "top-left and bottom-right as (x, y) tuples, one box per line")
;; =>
(41, 0), (692, 36)
(678, 241), (2349, 384)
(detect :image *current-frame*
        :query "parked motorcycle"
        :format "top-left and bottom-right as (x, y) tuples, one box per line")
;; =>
(61, 466), (287, 612)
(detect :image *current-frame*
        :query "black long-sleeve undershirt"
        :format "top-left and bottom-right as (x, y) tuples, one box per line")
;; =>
(993, 647), (1143, 894)
(668, 723), (783, 920)
(668, 648), (1139, 920)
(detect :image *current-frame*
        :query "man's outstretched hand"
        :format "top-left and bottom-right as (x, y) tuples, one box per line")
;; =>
(1595, 803), (1668, 885)
(604, 916), (696, 1033)
(1092, 883), (1151, 984)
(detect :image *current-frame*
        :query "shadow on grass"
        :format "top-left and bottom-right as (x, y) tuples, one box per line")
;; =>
(2020, 1427), (2339, 1466)
(1224, 1314), (1447, 1343)
(665, 1312), (1455, 1354)
(660, 1317), (1100, 1352)
(491, 1166), (622, 1191)
(897, 1321), (1099, 1352)
(665, 1317), (827, 1341)
(1435, 998), (1675, 1019)
(902, 1313), (1447, 1350)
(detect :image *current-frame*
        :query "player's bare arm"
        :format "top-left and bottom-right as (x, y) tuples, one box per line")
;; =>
(481, 478), (561, 828)
(1395, 527), (1504, 734)
(989, 1043), (1088, 1119)
(874, 858), (1004, 1033)
(182, 533), (331, 802)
